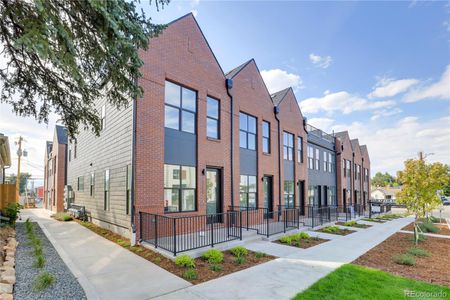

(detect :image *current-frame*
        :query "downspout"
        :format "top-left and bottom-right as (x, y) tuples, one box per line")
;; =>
(334, 138), (338, 207)
(274, 105), (282, 210)
(131, 85), (138, 245)
(226, 79), (234, 209)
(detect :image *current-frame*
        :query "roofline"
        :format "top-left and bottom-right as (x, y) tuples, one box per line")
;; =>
(225, 59), (254, 79)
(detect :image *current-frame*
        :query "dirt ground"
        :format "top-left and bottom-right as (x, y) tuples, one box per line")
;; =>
(273, 237), (329, 249)
(316, 228), (355, 236)
(402, 222), (450, 236)
(335, 222), (372, 229)
(353, 232), (450, 287)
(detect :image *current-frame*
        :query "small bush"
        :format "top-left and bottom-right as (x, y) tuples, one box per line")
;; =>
(33, 254), (46, 268)
(33, 244), (43, 257)
(407, 247), (431, 257)
(202, 249), (224, 264)
(54, 212), (73, 222)
(255, 252), (267, 258)
(321, 226), (340, 233)
(1, 203), (23, 225)
(279, 236), (292, 244)
(393, 254), (416, 266)
(175, 254), (195, 268)
(235, 256), (246, 265)
(429, 216), (440, 223)
(344, 220), (357, 227)
(116, 239), (131, 247)
(230, 246), (248, 258)
(418, 222), (439, 233)
(291, 232), (310, 241)
(182, 269), (198, 280)
(33, 272), (55, 292)
(209, 264), (223, 272)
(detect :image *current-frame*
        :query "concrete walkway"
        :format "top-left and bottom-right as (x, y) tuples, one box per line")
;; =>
(19, 209), (191, 300)
(155, 216), (414, 300)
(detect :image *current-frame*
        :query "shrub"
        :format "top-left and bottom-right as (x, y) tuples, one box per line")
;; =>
(255, 252), (267, 258)
(321, 226), (340, 233)
(235, 256), (246, 265)
(33, 244), (43, 257)
(393, 254), (416, 266)
(344, 221), (357, 227)
(429, 216), (440, 223)
(33, 254), (46, 268)
(407, 247), (431, 257)
(33, 272), (55, 292)
(182, 269), (198, 280)
(279, 236), (292, 244)
(53, 212), (73, 222)
(116, 239), (131, 247)
(1, 203), (23, 224)
(209, 264), (223, 272)
(291, 232), (310, 241)
(175, 254), (195, 268)
(230, 246), (248, 258)
(202, 249), (224, 264)
(418, 222), (439, 233)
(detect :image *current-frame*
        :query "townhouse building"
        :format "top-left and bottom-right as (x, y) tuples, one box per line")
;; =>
(60, 13), (370, 242)
(43, 125), (68, 212)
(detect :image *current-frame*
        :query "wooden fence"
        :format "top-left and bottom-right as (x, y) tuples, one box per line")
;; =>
(0, 184), (16, 209)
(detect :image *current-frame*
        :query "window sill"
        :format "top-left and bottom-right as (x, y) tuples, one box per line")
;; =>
(206, 137), (221, 143)
(164, 210), (197, 214)
(262, 152), (271, 156)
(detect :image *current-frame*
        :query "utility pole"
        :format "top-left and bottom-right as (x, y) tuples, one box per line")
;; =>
(418, 151), (423, 161)
(15, 136), (23, 202)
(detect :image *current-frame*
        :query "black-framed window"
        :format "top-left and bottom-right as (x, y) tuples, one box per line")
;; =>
(164, 81), (197, 134)
(104, 169), (110, 210)
(68, 144), (72, 162)
(239, 112), (256, 150)
(164, 164), (196, 212)
(74, 139), (77, 159)
(240, 175), (256, 208)
(126, 165), (132, 215)
(315, 148), (320, 170)
(284, 180), (294, 208)
(283, 132), (294, 160)
(343, 159), (346, 177)
(355, 164), (361, 180)
(90, 172), (95, 197)
(364, 168), (369, 182)
(297, 137), (303, 163)
(328, 186), (336, 206)
(262, 121), (270, 154)
(308, 185), (315, 205)
(328, 153), (333, 173)
(323, 151), (328, 171)
(346, 160), (351, 177)
(101, 105), (106, 130)
(77, 176), (84, 191)
(206, 96), (220, 139)
(307, 146), (314, 170)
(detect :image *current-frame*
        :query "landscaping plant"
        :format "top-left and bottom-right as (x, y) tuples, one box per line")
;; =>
(202, 249), (224, 264)
(53, 212), (73, 222)
(209, 264), (223, 272)
(182, 269), (198, 280)
(407, 247), (431, 257)
(235, 256), (246, 265)
(175, 254), (195, 269)
(393, 254), (416, 266)
(230, 246), (248, 258)
(1, 203), (23, 225)
(33, 272), (55, 292)
(255, 252), (267, 258)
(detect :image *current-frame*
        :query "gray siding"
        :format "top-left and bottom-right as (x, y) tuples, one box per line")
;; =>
(283, 160), (294, 180)
(67, 98), (133, 236)
(240, 148), (257, 175)
(164, 128), (196, 166)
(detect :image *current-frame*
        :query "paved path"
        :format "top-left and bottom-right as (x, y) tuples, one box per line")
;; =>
(19, 209), (191, 300)
(156, 216), (414, 300)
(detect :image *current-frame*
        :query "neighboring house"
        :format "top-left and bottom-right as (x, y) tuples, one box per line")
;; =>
(0, 133), (11, 184)
(371, 187), (401, 203)
(43, 125), (68, 212)
(306, 125), (337, 208)
(67, 13), (371, 240)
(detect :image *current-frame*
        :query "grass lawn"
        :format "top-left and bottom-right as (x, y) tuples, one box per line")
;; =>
(293, 264), (450, 300)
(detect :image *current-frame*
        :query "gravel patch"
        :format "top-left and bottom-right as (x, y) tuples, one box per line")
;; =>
(14, 222), (87, 300)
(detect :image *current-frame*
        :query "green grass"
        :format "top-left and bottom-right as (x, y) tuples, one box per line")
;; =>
(292, 264), (450, 300)
(33, 272), (55, 292)
(53, 212), (73, 222)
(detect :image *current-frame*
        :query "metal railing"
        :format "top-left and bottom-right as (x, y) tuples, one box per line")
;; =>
(368, 201), (393, 218)
(139, 211), (242, 256)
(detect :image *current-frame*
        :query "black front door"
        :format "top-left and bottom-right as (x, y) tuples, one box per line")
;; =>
(263, 176), (273, 217)
(299, 181), (305, 215)
(206, 168), (222, 222)
(317, 185), (322, 207)
(323, 186), (328, 207)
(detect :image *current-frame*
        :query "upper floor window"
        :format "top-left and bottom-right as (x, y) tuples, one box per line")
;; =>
(364, 168), (369, 182)
(239, 112), (256, 150)
(262, 121), (270, 154)
(315, 149), (320, 170)
(283, 132), (294, 160)
(346, 160), (351, 177)
(328, 153), (333, 173)
(164, 164), (196, 212)
(297, 137), (303, 163)
(104, 169), (110, 210)
(164, 81), (197, 134)
(355, 164), (361, 180)
(307, 146), (314, 169)
(90, 172), (95, 197)
(323, 152), (328, 171)
(207, 97), (220, 139)
(101, 105), (106, 130)
(74, 139), (77, 159)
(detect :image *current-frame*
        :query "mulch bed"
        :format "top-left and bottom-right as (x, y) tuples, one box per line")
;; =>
(335, 222), (372, 229)
(76, 220), (275, 284)
(362, 218), (386, 223)
(402, 222), (450, 236)
(316, 228), (355, 236)
(353, 232), (450, 287)
(274, 237), (329, 249)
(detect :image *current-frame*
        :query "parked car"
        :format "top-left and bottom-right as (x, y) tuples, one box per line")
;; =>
(443, 200), (450, 206)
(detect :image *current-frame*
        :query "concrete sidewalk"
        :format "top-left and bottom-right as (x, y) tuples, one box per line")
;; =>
(155, 216), (414, 300)
(20, 209), (191, 300)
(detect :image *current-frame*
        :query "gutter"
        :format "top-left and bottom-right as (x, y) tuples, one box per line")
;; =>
(274, 106), (282, 209)
(226, 79), (234, 209)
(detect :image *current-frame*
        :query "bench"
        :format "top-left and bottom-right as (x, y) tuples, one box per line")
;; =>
(68, 204), (87, 221)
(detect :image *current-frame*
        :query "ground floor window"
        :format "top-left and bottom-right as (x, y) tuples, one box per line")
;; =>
(240, 175), (256, 208)
(284, 180), (295, 208)
(308, 185), (315, 205)
(328, 186), (336, 206)
(126, 165), (132, 215)
(164, 164), (196, 213)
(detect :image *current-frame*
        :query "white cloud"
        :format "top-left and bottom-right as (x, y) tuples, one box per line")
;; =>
(404, 64), (450, 102)
(309, 53), (333, 69)
(368, 77), (419, 98)
(260, 69), (303, 94)
(307, 118), (334, 131)
(370, 107), (403, 121)
(299, 91), (395, 115)
(330, 116), (450, 175)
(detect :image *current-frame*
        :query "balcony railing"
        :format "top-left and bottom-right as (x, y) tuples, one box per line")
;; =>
(306, 124), (335, 144)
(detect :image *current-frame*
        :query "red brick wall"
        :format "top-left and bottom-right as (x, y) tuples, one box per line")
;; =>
(336, 133), (353, 207)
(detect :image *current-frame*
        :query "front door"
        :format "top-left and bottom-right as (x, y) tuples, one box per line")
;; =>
(206, 169), (222, 220)
(299, 181), (305, 215)
(263, 176), (273, 217)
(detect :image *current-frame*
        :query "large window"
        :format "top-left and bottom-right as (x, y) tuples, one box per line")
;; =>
(308, 185), (315, 205)
(101, 105), (106, 130)
(364, 168), (369, 182)
(346, 160), (351, 177)
(164, 164), (196, 212)
(126, 165), (132, 215)
(240, 175), (257, 208)
(284, 181), (295, 208)
(355, 164), (361, 180)
(323, 152), (328, 171)
(164, 81), (197, 134)
(308, 146), (314, 169)
(74, 139), (77, 159)
(328, 186), (336, 206)
(77, 176), (84, 191)
(262, 121), (270, 154)
(315, 149), (320, 170)
(104, 169), (110, 210)
(328, 153), (333, 173)
(239, 112), (256, 150)
(207, 97), (220, 139)
(297, 137), (303, 163)
(283, 132), (294, 160)
(90, 172), (95, 197)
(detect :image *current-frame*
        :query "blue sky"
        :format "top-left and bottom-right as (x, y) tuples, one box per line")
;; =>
(1, 0), (449, 180)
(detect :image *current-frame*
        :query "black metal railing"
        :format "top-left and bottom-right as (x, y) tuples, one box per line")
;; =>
(139, 211), (242, 256)
(368, 201), (393, 218)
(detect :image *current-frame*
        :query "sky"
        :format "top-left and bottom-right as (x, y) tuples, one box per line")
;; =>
(0, 0), (449, 181)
